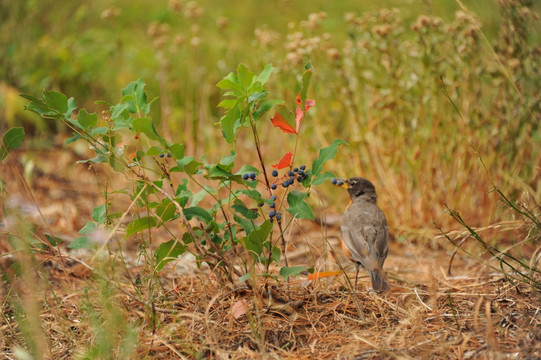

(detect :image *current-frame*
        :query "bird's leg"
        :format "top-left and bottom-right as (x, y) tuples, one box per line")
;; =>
(354, 265), (360, 287)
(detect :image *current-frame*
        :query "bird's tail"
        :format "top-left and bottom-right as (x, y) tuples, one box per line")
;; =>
(370, 268), (390, 292)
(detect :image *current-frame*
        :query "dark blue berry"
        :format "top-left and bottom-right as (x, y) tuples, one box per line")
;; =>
(159, 153), (165, 158)
(282, 181), (289, 188)
(258, 202), (264, 207)
(271, 184), (277, 190)
(337, 180), (344, 186)
(270, 202), (276, 208)
(166, 153), (171, 158)
(243, 173), (249, 180)
(331, 178), (337, 185)
(300, 165), (306, 170)
(288, 171), (294, 177)
(270, 195), (276, 201)
(270, 218), (274, 223)
(269, 210), (276, 217)
(298, 170), (305, 176)
(249, 172), (256, 179)
(272, 169), (278, 177)
(297, 177), (303, 182)
(293, 167), (298, 172)
(276, 214), (282, 221)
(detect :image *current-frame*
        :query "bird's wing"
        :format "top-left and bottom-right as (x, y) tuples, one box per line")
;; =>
(341, 205), (388, 270)
(345, 224), (382, 271)
(374, 214), (389, 266)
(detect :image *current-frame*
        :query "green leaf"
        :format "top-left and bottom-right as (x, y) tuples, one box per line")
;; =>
(234, 214), (257, 235)
(152, 199), (178, 223)
(146, 146), (163, 156)
(79, 221), (97, 235)
(287, 191), (314, 220)
(217, 72), (243, 94)
(65, 134), (83, 145)
(177, 156), (202, 175)
(220, 105), (242, 143)
(235, 188), (262, 202)
(76, 154), (108, 165)
(312, 139), (347, 177)
(1, 127), (25, 163)
(208, 165), (237, 180)
(248, 91), (267, 103)
(92, 205), (107, 225)
(271, 246), (281, 264)
(132, 117), (163, 142)
(183, 207), (212, 223)
(44, 234), (63, 247)
(312, 171), (337, 185)
(122, 79), (148, 114)
(220, 150), (236, 170)
(255, 64), (275, 86)
(299, 62), (314, 109)
(191, 186), (214, 207)
(111, 103), (130, 123)
(44, 90), (68, 114)
(232, 199), (258, 220)
(19, 93), (42, 103)
(78, 108), (98, 129)
(24, 100), (56, 118)
(125, 216), (158, 238)
(217, 99), (237, 109)
(182, 232), (194, 245)
(279, 266), (307, 280)
(155, 239), (186, 271)
(242, 220), (272, 260)
(167, 143), (184, 159)
(89, 127), (109, 136)
(68, 236), (93, 249)
(66, 97), (77, 118)
(236, 64), (254, 89)
(253, 99), (284, 120)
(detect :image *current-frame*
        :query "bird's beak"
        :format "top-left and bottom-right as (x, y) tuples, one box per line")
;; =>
(336, 178), (349, 188)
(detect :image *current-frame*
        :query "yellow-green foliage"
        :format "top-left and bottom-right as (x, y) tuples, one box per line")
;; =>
(1, 0), (540, 239)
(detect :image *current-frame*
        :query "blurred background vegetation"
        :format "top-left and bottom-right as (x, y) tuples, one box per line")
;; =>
(1, 0), (540, 241)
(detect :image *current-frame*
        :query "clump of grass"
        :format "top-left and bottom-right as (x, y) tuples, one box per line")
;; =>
(441, 180), (541, 291)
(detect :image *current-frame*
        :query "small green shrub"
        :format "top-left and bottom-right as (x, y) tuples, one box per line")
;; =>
(22, 63), (345, 285)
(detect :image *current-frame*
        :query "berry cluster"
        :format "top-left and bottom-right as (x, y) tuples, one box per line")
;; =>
(265, 164), (310, 222)
(159, 153), (172, 158)
(331, 178), (344, 186)
(257, 194), (282, 222)
(271, 164), (308, 188)
(242, 172), (257, 181)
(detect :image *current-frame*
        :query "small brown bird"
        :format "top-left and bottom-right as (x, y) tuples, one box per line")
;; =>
(337, 177), (390, 291)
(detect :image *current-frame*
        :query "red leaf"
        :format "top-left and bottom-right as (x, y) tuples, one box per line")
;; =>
(295, 93), (316, 111)
(271, 112), (296, 134)
(295, 107), (304, 133)
(272, 152), (293, 169)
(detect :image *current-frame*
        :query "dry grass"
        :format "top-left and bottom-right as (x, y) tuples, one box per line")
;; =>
(1, 245), (540, 359)
(1, 148), (540, 359)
